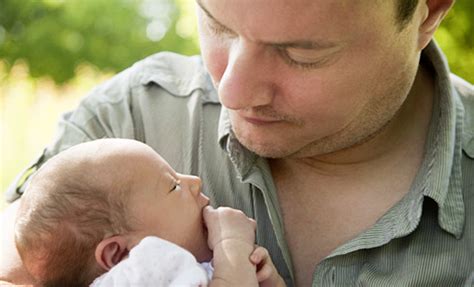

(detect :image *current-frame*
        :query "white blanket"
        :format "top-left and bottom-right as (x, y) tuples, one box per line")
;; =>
(91, 236), (212, 286)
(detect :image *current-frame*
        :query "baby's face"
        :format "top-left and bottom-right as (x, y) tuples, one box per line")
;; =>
(126, 150), (212, 262)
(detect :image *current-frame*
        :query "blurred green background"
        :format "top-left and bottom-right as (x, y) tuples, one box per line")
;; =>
(0, 0), (473, 210)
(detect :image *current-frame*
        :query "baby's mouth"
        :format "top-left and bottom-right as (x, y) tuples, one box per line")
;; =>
(203, 223), (209, 239)
(201, 208), (209, 235)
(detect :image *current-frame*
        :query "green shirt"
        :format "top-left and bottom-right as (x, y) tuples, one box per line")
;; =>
(6, 41), (474, 286)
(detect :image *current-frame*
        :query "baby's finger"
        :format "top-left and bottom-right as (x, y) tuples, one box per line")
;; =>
(202, 206), (218, 228)
(249, 218), (257, 230)
(250, 246), (268, 265)
(256, 263), (273, 282)
(202, 205), (215, 219)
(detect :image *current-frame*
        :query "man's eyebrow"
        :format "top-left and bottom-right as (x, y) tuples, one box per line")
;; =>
(272, 40), (337, 50)
(196, 0), (229, 29)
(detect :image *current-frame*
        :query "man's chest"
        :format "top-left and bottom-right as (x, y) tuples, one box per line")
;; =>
(274, 174), (414, 286)
(273, 177), (473, 287)
(277, 192), (377, 286)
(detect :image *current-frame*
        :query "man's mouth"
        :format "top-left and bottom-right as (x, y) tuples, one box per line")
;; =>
(242, 116), (282, 126)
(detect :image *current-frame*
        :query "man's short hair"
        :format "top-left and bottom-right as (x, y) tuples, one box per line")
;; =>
(397, 0), (420, 28)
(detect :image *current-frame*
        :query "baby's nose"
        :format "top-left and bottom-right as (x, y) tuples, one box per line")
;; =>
(186, 175), (202, 197)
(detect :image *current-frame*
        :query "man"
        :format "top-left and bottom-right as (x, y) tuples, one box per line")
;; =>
(1, 0), (473, 285)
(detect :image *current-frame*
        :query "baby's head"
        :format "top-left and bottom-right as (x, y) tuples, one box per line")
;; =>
(14, 139), (211, 286)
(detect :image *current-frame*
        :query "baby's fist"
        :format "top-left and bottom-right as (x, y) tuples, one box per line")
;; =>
(203, 206), (256, 250)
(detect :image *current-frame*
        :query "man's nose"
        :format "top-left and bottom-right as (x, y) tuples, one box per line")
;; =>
(218, 40), (276, 110)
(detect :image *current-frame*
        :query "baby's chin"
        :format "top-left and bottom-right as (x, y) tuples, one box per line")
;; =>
(193, 222), (212, 262)
(197, 246), (213, 263)
(195, 221), (213, 262)
(193, 204), (213, 262)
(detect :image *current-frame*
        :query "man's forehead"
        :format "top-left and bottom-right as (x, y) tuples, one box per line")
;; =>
(197, 0), (377, 43)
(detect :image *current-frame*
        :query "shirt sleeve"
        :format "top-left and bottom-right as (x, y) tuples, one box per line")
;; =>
(5, 67), (139, 202)
(5, 52), (213, 203)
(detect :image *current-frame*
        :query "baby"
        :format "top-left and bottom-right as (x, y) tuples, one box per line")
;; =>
(14, 138), (285, 286)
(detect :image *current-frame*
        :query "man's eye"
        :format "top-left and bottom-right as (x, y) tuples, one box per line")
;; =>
(205, 19), (235, 38)
(278, 48), (326, 70)
(207, 22), (224, 34)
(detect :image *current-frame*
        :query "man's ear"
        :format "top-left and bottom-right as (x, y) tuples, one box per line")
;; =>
(418, 0), (455, 50)
(95, 236), (130, 271)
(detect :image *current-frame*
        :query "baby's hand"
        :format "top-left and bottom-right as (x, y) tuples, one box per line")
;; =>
(250, 246), (287, 287)
(203, 206), (256, 250)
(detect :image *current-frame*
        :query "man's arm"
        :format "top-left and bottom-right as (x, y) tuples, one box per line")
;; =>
(0, 200), (35, 285)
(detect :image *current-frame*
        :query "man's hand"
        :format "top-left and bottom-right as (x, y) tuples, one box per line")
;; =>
(203, 206), (256, 250)
(250, 246), (286, 287)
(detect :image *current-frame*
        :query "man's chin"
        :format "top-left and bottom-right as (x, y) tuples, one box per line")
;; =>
(236, 135), (296, 158)
(232, 122), (307, 158)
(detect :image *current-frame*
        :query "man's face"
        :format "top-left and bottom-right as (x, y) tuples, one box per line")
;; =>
(126, 151), (212, 262)
(197, 0), (423, 158)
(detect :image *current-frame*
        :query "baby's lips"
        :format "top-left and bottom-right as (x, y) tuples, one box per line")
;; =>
(199, 193), (210, 207)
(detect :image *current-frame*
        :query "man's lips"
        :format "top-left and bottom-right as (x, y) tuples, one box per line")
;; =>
(241, 115), (283, 125)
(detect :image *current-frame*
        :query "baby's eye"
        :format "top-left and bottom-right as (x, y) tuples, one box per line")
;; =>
(170, 182), (182, 192)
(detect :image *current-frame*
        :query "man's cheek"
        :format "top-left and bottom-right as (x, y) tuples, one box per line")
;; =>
(202, 45), (229, 85)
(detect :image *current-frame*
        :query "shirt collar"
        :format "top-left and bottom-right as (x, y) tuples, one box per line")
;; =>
(417, 41), (465, 238)
(217, 106), (231, 148)
(218, 107), (258, 180)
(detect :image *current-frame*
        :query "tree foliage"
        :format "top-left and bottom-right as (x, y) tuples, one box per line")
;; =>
(0, 0), (199, 83)
(0, 0), (472, 84)
(434, 0), (474, 83)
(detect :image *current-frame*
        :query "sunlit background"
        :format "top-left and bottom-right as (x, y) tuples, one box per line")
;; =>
(1, 0), (473, 210)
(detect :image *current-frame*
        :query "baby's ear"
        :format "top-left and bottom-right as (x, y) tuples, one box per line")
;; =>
(95, 236), (129, 271)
